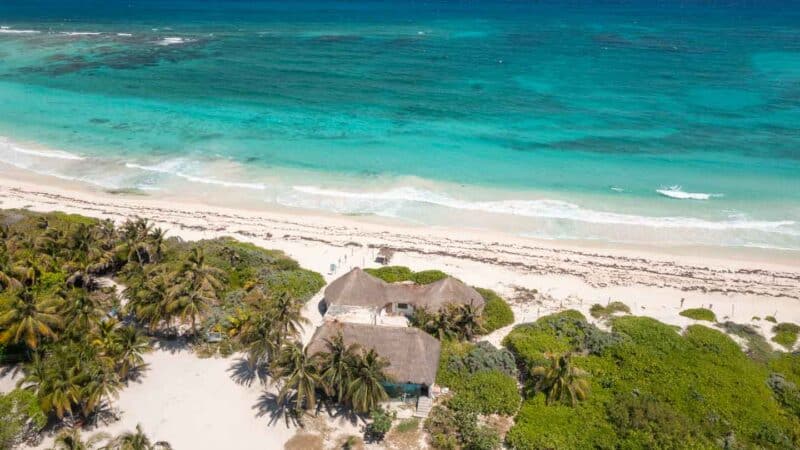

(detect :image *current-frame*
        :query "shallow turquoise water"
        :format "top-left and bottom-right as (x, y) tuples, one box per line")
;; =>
(0, 1), (799, 249)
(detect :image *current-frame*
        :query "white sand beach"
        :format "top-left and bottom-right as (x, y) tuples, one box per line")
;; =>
(1, 166), (799, 449)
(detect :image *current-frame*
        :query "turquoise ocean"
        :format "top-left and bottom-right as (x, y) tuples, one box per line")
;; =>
(0, 0), (799, 250)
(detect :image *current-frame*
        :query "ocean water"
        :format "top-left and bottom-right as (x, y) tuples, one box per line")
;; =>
(1, 0), (799, 250)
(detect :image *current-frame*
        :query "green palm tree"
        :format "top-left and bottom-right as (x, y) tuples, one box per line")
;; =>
(166, 283), (214, 335)
(532, 352), (590, 406)
(319, 333), (360, 403)
(51, 428), (110, 450)
(347, 349), (390, 414)
(0, 288), (62, 349)
(80, 365), (121, 417)
(63, 289), (105, 334)
(455, 303), (485, 341)
(108, 424), (172, 450)
(178, 247), (224, 293)
(272, 342), (324, 413)
(0, 267), (22, 292)
(21, 353), (81, 419)
(125, 269), (173, 330)
(114, 325), (150, 380)
(269, 291), (309, 344)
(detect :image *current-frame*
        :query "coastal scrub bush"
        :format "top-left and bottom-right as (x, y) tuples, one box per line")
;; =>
(505, 396), (617, 450)
(411, 269), (449, 284)
(589, 301), (630, 319)
(679, 307), (716, 322)
(503, 310), (622, 367)
(424, 406), (501, 450)
(767, 373), (800, 418)
(364, 266), (413, 283)
(718, 321), (774, 363)
(772, 323), (800, 350)
(448, 370), (521, 416)
(0, 389), (46, 449)
(503, 312), (800, 449)
(770, 353), (800, 385)
(766, 315), (778, 323)
(448, 341), (518, 378)
(365, 407), (395, 442)
(365, 266), (449, 285)
(475, 287), (514, 333)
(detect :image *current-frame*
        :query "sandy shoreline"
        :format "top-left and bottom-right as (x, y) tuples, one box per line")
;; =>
(2, 165), (800, 449)
(1, 166), (798, 299)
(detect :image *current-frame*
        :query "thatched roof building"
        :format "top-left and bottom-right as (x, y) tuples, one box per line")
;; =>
(323, 268), (484, 312)
(307, 321), (441, 386)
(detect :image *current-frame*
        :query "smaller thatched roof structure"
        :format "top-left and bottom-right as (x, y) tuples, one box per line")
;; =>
(307, 322), (441, 386)
(323, 268), (485, 312)
(323, 268), (389, 308)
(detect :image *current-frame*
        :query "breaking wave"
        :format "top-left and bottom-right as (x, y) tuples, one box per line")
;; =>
(657, 186), (721, 200)
(291, 185), (794, 232)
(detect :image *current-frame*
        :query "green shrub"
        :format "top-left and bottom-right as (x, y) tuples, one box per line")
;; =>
(589, 301), (631, 319)
(365, 266), (449, 285)
(411, 270), (449, 284)
(505, 397), (617, 450)
(366, 407), (395, 442)
(766, 315), (778, 323)
(503, 310), (622, 367)
(476, 288), (514, 333)
(364, 266), (413, 283)
(770, 353), (800, 386)
(448, 370), (521, 416)
(772, 323), (800, 350)
(679, 307), (716, 322)
(448, 341), (517, 378)
(437, 339), (474, 389)
(717, 321), (775, 363)
(768, 373), (800, 418)
(0, 389), (46, 449)
(505, 313), (800, 449)
(425, 406), (499, 450)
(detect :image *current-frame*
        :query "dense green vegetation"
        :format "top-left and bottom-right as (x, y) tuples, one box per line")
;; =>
(51, 424), (171, 450)
(0, 210), (330, 443)
(428, 340), (520, 449)
(475, 287), (514, 332)
(679, 307), (717, 322)
(503, 311), (800, 449)
(0, 389), (46, 448)
(771, 322), (800, 349)
(589, 301), (630, 319)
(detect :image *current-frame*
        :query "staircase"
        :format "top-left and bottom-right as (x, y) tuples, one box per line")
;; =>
(414, 396), (433, 418)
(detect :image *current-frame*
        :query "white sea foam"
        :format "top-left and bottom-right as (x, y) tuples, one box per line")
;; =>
(0, 27), (40, 34)
(156, 37), (195, 46)
(117, 33), (133, 37)
(657, 186), (721, 200)
(0, 139), (85, 161)
(61, 32), (102, 36)
(291, 185), (795, 232)
(125, 161), (267, 190)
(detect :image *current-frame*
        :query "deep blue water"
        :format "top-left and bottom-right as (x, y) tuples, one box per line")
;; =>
(0, 0), (799, 249)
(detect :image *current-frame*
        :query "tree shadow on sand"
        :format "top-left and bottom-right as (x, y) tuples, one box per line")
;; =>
(227, 357), (268, 387)
(253, 391), (302, 428)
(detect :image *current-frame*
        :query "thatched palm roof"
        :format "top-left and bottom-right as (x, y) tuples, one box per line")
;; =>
(307, 322), (441, 386)
(323, 268), (485, 312)
(323, 268), (389, 308)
